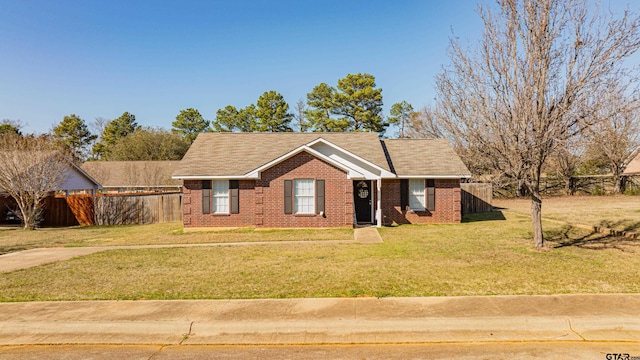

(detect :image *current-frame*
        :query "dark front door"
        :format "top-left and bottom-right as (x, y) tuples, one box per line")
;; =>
(354, 180), (372, 224)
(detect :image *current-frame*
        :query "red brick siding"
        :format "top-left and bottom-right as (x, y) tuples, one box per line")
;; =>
(182, 151), (353, 228)
(380, 179), (462, 224)
(182, 180), (255, 227)
(258, 152), (352, 228)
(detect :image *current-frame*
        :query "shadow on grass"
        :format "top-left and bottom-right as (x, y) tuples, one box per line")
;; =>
(462, 211), (507, 223)
(547, 225), (639, 252)
(596, 219), (640, 233)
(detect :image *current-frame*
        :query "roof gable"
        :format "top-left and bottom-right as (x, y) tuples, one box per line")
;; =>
(173, 132), (391, 178)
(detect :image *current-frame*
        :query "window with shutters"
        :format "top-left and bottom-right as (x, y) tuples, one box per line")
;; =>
(212, 180), (229, 214)
(294, 179), (314, 214)
(409, 178), (426, 211)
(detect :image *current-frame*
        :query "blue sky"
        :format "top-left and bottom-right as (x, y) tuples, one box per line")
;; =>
(0, 0), (636, 135)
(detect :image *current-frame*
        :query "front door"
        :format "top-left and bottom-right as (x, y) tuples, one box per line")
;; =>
(354, 180), (372, 224)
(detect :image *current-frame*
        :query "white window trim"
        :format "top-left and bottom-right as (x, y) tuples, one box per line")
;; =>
(294, 179), (315, 215)
(409, 178), (426, 211)
(212, 180), (229, 214)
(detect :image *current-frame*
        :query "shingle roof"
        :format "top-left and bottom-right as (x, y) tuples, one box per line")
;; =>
(174, 132), (391, 177)
(173, 132), (471, 178)
(382, 138), (471, 177)
(82, 161), (182, 187)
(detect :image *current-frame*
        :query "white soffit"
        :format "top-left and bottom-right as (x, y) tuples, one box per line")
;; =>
(309, 141), (395, 179)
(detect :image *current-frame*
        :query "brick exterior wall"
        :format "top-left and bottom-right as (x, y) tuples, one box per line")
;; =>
(380, 178), (462, 225)
(182, 152), (462, 228)
(182, 179), (256, 227)
(182, 151), (353, 228)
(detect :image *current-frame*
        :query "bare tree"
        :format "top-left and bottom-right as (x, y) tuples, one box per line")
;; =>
(293, 99), (309, 132)
(547, 136), (585, 195)
(583, 88), (640, 193)
(88, 117), (110, 160)
(405, 106), (444, 139)
(435, 0), (640, 248)
(0, 134), (70, 229)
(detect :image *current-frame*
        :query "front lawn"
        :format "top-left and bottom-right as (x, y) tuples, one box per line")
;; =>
(494, 195), (640, 233)
(0, 208), (638, 301)
(0, 224), (353, 255)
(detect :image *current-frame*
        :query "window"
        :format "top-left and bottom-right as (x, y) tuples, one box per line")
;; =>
(294, 179), (314, 214)
(409, 178), (426, 210)
(212, 180), (229, 213)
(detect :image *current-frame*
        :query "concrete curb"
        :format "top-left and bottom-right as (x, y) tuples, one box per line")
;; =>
(0, 295), (638, 345)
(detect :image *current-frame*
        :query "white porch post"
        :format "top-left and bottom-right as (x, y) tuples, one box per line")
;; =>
(376, 179), (382, 227)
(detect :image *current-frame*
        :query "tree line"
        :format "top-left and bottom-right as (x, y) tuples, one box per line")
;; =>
(1, 73), (419, 163)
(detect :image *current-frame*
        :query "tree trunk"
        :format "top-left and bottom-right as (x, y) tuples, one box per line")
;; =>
(613, 173), (626, 194)
(531, 187), (545, 249)
(564, 176), (574, 195)
(516, 179), (527, 197)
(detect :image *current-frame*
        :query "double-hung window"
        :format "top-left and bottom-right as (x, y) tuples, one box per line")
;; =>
(294, 179), (314, 214)
(409, 178), (426, 211)
(212, 180), (229, 214)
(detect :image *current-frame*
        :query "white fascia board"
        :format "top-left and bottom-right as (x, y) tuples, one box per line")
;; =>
(306, 138), (396, 178)
(397, 174), (473, 179)
(245, 145), (365, 179)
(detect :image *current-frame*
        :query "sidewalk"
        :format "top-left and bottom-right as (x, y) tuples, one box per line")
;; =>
(0, 294), (638, 345)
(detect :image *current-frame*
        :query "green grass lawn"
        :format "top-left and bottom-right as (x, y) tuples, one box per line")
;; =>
(0, 223), (353, 255)
(0, 204), (639, 301)
(494, 195), (640, 233)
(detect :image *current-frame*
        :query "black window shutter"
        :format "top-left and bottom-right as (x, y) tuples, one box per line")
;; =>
(284, 180), (293, 214)
(202, 180), (211, 214)
(230, 180), (239, 214)
(427, 179), (436, 211)
(316, 179), (325, 214)
(400, 179), (408, 210)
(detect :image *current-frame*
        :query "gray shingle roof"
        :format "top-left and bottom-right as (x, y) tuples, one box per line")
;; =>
(173, 132), (471, 178)
(82, 161), (182, 187)
(382, 138), (471, 176)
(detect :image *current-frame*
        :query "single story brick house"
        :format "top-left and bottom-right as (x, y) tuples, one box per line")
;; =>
(172, 132), (471, 228)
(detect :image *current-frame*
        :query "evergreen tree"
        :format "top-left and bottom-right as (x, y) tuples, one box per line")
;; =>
(388, 101), (414, 138)
(305, 73), (385, 132)
(254, 90), (293, 132)
(52, 114), (97, 160)
(92, 112), (139, 159)
(172, 108), (210, 143)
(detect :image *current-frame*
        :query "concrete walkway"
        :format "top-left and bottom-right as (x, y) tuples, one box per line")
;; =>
(0, 227), (381, 273)
(0, 294), (638, 345)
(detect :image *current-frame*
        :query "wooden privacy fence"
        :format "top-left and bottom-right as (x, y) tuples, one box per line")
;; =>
(42, 193), (182, 226)
(94, 193), (182, 225)
(43, 195), (94, 227)
(461, 183), (493, 214)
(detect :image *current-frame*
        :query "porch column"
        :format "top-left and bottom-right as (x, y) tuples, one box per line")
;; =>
(376, 179), (382, 227)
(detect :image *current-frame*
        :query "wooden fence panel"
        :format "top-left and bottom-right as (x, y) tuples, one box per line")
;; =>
(42, 197), (78, 227)
(461, 183), (493, 214)
(94, 193), (182, 225)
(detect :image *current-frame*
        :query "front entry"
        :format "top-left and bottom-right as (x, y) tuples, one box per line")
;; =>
(353, 180), (372, 224)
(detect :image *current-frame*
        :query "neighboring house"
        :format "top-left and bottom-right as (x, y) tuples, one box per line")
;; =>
(172, 132), (471, 228)
(82, 161), (182, 193)
(58, 161), (102, 196)
(0, 155), (101, 226)
(623, 148), (640, 175)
